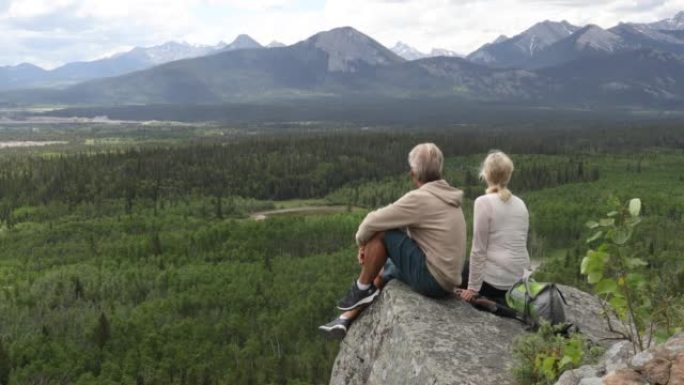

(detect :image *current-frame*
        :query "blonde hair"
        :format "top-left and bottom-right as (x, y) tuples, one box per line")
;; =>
(408, 143), (443, 183)
(480, 150), (514, 202)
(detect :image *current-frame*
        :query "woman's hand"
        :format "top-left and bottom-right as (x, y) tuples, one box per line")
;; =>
(459, 289), (478, 302)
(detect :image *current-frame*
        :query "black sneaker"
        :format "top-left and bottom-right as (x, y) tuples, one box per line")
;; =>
(336, 281), (379, 311)
(318, 317), (351, 340)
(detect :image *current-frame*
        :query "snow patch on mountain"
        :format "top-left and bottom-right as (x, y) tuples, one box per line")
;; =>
(575, 25), (623, 52)
(391, 42), (427, 60)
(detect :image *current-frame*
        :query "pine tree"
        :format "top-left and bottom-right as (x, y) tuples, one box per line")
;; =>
(0, 339), (10, 385)
(94, 312), (111, 349)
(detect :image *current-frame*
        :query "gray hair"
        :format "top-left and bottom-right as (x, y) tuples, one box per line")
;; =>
(408, 143), (443, 183)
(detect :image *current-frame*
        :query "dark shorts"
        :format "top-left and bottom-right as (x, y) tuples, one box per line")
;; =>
(381, 229), (450, 298)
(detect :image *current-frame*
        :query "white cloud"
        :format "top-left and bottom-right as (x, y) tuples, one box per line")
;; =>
(0, 0), (683, 68)
(321, 0), (684, 54)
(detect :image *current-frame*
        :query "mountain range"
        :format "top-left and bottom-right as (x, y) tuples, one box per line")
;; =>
(0, 34), (263, 91)
(468, 11), (684, 69)
(4, 11), (684, 109)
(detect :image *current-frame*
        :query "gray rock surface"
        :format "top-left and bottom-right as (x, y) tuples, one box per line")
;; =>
(577, 378), (605, 385)
(329, 280), (619, 385)
(604, 341), (634, 372)
(561, 332), (684, 384)
(630, 351), (655, 369)
(556, 364), (604, 385)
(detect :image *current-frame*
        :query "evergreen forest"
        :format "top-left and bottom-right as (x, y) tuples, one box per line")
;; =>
(0, 121), (681, 384)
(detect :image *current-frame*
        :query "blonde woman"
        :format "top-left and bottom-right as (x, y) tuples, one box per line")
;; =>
(459, 150), (530, 306)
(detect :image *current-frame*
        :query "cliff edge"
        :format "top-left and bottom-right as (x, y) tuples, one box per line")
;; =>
(329, 280), (620, 385)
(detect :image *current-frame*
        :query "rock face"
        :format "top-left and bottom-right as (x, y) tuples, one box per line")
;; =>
(329, 280), (619, 385)
(561, 332), (684, 385)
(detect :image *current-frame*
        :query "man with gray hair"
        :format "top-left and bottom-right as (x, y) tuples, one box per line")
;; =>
(319, 143), (467, 339)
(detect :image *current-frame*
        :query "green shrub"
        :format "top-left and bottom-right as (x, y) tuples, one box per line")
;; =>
(582, 197), (684, 351)
(511, 323), (603, 385)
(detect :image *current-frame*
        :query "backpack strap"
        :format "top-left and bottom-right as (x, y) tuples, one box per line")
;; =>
(553, 285), (568, 305)
(522, 276), (533, 325)
(523, 291), (532, 325)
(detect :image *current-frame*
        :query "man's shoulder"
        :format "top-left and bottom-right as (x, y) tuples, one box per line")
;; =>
(396, 188), (426, 201)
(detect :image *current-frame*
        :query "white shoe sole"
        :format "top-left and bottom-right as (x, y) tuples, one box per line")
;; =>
(336, 289), (380, 311)
(318, 325), (347, 340)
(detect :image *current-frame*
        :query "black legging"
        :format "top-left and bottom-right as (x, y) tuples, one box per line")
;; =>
(460, 263), (518, 319)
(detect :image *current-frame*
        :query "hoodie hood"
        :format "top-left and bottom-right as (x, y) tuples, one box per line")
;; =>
(420, 179), (463, 207)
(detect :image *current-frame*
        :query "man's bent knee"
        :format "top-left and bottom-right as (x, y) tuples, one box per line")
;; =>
(369, 231), (385, 243)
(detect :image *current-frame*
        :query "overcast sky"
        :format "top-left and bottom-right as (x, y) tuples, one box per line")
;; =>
(1, 0), (683, 68)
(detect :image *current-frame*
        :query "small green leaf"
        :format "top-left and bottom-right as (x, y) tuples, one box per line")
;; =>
(558, 355), (574, 369)
(588, 271), (603, 284)
(599, 218), (615, 227)
(612, 227), (631, 245)
(625, 258), (648, 269)
(586, 231), (603, 244)
(585, 250), (609, 270)
(606, 211), (619, 217)
(586, 220), (599, 229)
(626, 273), (646, 288)
(609, 295), (627, 316)
(629, 198), (641, 217)
(580, 256), (590, 274)
(594, 278), (618, 294)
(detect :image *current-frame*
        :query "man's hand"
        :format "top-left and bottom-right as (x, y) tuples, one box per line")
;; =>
(357, 246), (366, 265)
(458, 289), (478, 302)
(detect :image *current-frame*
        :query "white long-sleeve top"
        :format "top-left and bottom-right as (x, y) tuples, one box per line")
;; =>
(468, 193), (530, 292)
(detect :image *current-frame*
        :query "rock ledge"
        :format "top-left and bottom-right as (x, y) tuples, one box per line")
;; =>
(329, 280), (620, 385)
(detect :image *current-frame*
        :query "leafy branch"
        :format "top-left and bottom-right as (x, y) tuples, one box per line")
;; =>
(581, 198), (651, 352)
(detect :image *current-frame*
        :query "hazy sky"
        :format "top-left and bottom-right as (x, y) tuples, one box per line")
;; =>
(1, 0), (683, 68)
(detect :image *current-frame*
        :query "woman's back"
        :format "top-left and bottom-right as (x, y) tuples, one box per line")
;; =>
(473, 193), (530, 289)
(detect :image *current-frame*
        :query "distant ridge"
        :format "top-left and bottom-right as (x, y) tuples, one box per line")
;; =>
(467, 12), (684, 70)
(467, 20), (580, 68)
(526, 25), (625, 69)
(0, 63), (49, 90)
(0, 35), (262, 91)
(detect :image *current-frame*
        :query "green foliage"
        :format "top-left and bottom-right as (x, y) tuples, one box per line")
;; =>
(0, 339), (10, 385)
(0, 197), (362, 384)
(93, 312), (111, 350)
(581, 198), (675, 352)
(511, 322), (602, 385)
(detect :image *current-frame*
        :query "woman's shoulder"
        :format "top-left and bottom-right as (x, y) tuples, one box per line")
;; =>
(474, 193), (495, 205)
(509, 194), (529, 213)
(509, 194), (527, 205)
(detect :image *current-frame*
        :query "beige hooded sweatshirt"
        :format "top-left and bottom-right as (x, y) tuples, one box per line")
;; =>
(355, 179), (467, 291)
